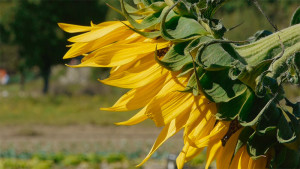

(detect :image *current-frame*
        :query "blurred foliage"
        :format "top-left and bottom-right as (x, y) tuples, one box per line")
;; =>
(0, 0), (109, 93)
(218, 0), (300, 40)
(0, 150), (125, 169)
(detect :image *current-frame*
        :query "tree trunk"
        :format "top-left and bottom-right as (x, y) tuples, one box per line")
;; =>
(42, 66), (51, 94)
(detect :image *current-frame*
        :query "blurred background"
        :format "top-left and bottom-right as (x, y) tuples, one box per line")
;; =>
(0, 0), (299, 168)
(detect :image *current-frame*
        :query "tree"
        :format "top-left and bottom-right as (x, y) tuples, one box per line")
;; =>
(1, 0), (108, 93)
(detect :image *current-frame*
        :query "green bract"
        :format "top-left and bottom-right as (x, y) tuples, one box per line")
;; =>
(119, 0), (300, 168)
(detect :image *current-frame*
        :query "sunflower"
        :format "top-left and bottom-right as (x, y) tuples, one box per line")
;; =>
(60, 0), (300, 169)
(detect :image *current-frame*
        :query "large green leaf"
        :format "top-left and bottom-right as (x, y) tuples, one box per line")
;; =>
(216, 88), (254, 120)
(199, 70), (248, 103)
(247, 130), (277, 159)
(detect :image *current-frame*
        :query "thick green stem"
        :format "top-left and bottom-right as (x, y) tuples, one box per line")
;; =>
(234, 24), (300, 66)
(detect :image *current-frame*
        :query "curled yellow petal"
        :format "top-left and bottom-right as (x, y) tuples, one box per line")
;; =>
(137, 112), (190, 167)
(115, 107), (148, 126)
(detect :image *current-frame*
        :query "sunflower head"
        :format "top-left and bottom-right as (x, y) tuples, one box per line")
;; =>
(60, 1), (300, 168)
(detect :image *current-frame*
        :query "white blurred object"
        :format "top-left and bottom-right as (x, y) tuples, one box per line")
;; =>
(167, 154), (177, 169)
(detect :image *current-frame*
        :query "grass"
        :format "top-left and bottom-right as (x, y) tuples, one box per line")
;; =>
(0, 79), (148, 126)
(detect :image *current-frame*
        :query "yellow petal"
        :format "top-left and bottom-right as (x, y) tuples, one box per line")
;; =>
(176, 143), (190, 169)
(137, 112), (190, 167)
(59, 21), (120, 34)
(248, 156), (267, 169)
(63, 28), (136, 59)
(145, 92), (194, 127)
(115, 107), (148, 125)
(229, 146), (244, 169)
(101, 63), (168, 89)
(238, 147), (250, 169)
(187, 110), (216, 144)
(193, 121), (229, 148)
(185, 146), (203, 162)
(71, 41), (170, 68)
(216, 129), (242, 169)
(205, 140), (222, 169)
(58, 23), (92, 33)
(101, 72), (169, 111)
(80, 32), (146, 62)
(68, 22), (125, 42)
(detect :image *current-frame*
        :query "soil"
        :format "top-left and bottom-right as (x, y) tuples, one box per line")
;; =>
(0, 125), (183, 154)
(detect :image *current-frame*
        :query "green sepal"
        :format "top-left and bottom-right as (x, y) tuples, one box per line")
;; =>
(201, 0), (228, 19)
(126, 2), (167, 17)
(196, 41), (244, 71)
(270, 145), (287, 168)
(121, 1), (170, 30)
(276, 148), (300, 169)
(238, 94), (277, 127)
(156, 42), (192, 71)
(285, 98), (300, 118)
(192, 36), (246, 71)
(160, 3), (208, 42)
(247, 30), (272, 43)
(286, 52), (300, 84)
(140, 0), (164, 6)
(209, 19), (227, 38)
(119, 21), (161, 39)
(177, 62), (193, 77)
(246, 129), (277, 159)
(256, 105), (280, 135)
(291, 6), (300, 26)
(162, 16), (207, 41)
(233, 59), (272, 91)
(181, 67), (205, 95)
(277, 109), (298, 143)
(216, 88), (254, 121)
(173, 1), (195, 17)
(294, 52), (300, 70)
(234, 127), (255, 156)
(199, 70), (248, 103)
